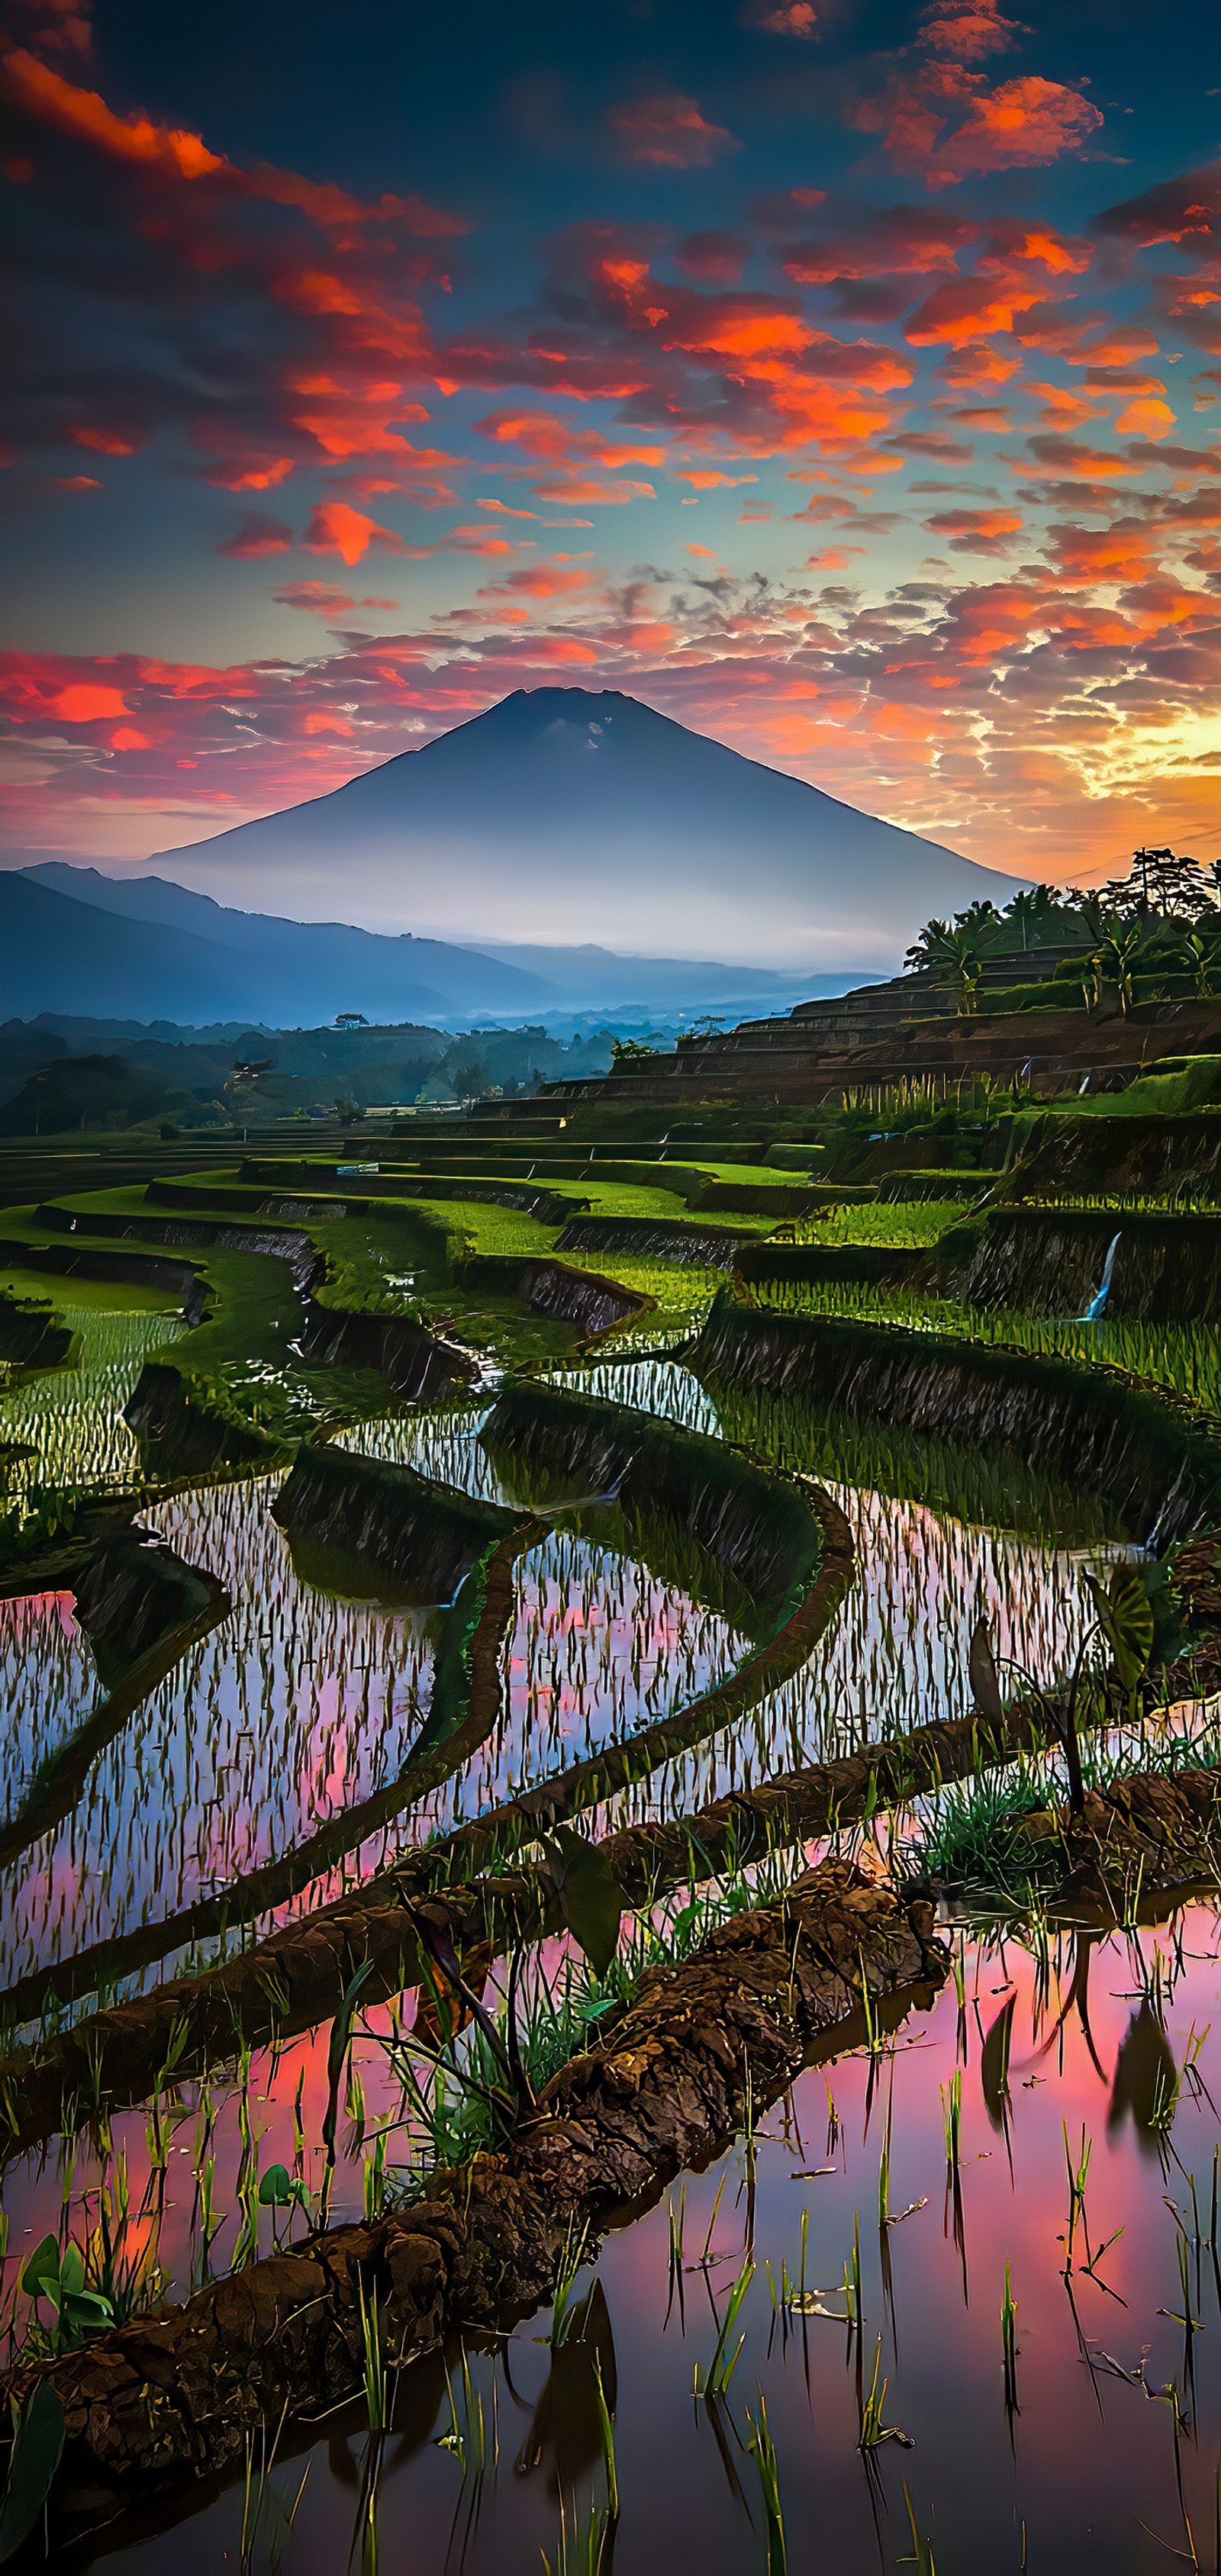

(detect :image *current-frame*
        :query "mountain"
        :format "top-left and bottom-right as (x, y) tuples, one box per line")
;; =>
(8, 865), (820, 1026)
(0, 871), (556, 1025)
(17, 864), (840, 1020)
(147, 687), (1021, 971)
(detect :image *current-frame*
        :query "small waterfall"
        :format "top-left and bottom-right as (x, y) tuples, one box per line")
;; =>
(1081, 1229), (1121, 1322)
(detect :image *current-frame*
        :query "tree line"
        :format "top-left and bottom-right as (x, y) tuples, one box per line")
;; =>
(906, 848), (1221, 1016)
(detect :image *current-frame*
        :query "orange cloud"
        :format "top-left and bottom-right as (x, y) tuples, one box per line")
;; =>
(1045, 520), (1155, 583)
(0, 48), (222, 177)
(739, 0), (820, 34)
(478, 562), (594, 600)
(608, 94), (740, 169)
(272, 581), (357, 613)
(303, 502), (406, 565)
(923, 505), (1024, 553)
(919, 0), (1021, 60)
(905, 269), (1047, 346)
(852, 56), (1103, 189)
(51, 682), (129, 720)
(72, 427), (139, 455)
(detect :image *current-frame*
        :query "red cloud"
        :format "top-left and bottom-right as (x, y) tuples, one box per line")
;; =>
(1045, 520), (1156, 584)
(608, 95), (740, 169)
(739, 0), (820, 33)
(1, 49), (465, 234)
(52, 682), (130, 721)
(852, 57), (1103, 189)
(272, 581), (357, 613)
(1, 50), (466, 489)
(477, 561), (594, 601)
(775, 204), (977, 283)
(1095, 166), (1221, 253)
(923, 505), (1023, 553)
(1, 48), (223, 176)
(303, 502), (408, 565)
(919, 0), (1020, 59)
(906, 270), (1047, 346)
(216, 513), (294, 558)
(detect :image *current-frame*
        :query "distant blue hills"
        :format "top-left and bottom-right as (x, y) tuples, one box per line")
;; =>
(0, 861), (829, 1029)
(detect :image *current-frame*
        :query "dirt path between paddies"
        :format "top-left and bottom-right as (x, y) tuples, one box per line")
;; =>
(1, 1857), (946, 2526)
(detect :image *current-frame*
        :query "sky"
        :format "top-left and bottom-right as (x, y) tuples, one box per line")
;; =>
(2, 0), (1221, 895)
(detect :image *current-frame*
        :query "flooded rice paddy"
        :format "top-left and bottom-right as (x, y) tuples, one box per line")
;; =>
(0, 1292), (1213, 2571)
(0, 1302), (182, 1510)
(6, 1905), (1221, 2574)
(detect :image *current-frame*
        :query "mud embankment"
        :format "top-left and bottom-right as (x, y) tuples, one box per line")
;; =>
(153, 1174), (584, 1224)
(482, 1375), (819, 1634)
(37, 1202), (321, 1293)
(0, 1534), (230, 1873)
(70, 1525), (230, 1686)
(0, 1238), (206, 1318)
(298, 1298), (475, 1399)
(272, 1440), (522, 1606)
(960, 1208), (1221, 1323)
(0, 1500), (138, 1605)
(0, 1286), (72, 1367)
(123, 1362), (275, 1475)
(0, 1860), (946, 2515)
(1013, 1110), (1221, 1197)
(556, 1214), (749, 1268)
(462, 1256), (649, 1339)
(691, 1297), (1221, 1544)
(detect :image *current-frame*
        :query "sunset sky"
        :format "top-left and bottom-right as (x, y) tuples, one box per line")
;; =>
(2, 0), (1221, 892)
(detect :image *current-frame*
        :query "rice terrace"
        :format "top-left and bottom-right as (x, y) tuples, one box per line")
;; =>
(6, 0), (1221, 2562)
(5, 877), (1221, 2571)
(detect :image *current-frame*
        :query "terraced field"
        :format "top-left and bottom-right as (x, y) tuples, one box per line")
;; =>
(4, 1115), (1221, 2571)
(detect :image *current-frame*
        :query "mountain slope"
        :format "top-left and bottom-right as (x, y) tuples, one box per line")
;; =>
(149, 687), (1020, 971)
(1, 871), (554, 1025)
(22, 864), (835, 1016)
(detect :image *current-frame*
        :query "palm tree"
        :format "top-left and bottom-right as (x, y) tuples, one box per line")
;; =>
(1097, 924), (1142, 1013)
(1004, 884), (1067, 952)
(908, 919), (989, 1016)
(1063, 887), (1114, 943)
(1179, 929), (1218, 1001)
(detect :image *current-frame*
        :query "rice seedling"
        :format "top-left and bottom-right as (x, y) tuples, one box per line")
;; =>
(357, 2275), (385, 2433)
(693, 2255), (754, 2401)
(857, 2334), (912, 2453)
(665, 2185), (687, 2327)
(744, 2391), (787, 2575)
(540, 2497), (616, 2576)
(239, 2407), (309, 2576)
(903, 2487), (939, 2575)
(1000, 2262), (1020, 2419)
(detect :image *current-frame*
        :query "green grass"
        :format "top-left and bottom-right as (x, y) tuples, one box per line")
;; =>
(907, 1716), (1221, 1915)
(0, 1267), (177, 1316)
(559, 1251), (721, 1348)
(0, 1300), (185, 1510)
(789, 1199), (962, 1248)
(735, 1274), (1221, 1424)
